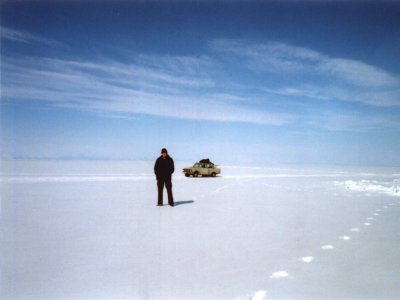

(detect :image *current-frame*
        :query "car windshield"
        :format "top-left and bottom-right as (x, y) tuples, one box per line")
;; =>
(194, 163), (201, 167)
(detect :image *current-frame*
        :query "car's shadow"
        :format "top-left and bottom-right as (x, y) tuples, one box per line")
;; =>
(174, 200), (195, 206)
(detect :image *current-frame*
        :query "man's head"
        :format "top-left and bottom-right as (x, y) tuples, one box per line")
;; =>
(161, 148), (168, 158)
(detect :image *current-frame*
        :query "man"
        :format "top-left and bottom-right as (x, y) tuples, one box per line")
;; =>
(154, 148), (175, 207)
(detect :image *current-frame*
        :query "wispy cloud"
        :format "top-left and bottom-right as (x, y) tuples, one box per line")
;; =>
(0, 26), (58, 45)
(2, 55), (293, 126)
(2, 31), (400, 131)
(210, 39), (323, 73)
(211, 39), (400, 108)
(306, 110), (400, 133)
(319, 58), (400, 88)
(262, 86), (330, 101)
(136, 54), (217, 77)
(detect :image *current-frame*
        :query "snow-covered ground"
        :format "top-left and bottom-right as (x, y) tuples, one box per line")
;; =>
(1, 160), (400, 299)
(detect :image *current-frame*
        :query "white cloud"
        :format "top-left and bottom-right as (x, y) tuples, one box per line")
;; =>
(319, 58), (400, 88)
(305, 110), (400, 132)
(136, 54), (217, 76)
(2, 55), (292, 126)
(210, 39), (323, 73)
(0, 26), (58, 45)
(3, 33), (400, 132)
(212, 39), (400, 108)
(263, 86), (330, 101)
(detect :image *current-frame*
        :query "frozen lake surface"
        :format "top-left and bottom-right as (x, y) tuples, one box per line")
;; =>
(1, 160), (400, 299)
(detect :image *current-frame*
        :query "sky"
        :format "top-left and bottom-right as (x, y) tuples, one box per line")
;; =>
(1, 0), (400, 165)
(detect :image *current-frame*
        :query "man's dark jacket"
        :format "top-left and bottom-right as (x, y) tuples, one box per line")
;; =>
(154, 155), (175, 181)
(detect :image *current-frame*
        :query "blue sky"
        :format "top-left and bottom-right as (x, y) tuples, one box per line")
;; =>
(1, 1), (400, 165)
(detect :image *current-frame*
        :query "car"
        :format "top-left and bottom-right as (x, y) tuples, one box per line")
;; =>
(183, 159), (221, 177)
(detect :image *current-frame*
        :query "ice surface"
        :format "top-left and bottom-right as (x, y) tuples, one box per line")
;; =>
(1, 160), (400, 299)
(337, 179), (400, 197)
(251, 290), (267, 300)
(301, 256), (314, 263)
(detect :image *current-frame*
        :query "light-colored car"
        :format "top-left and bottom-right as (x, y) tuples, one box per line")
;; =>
(183, 159), (221, 177)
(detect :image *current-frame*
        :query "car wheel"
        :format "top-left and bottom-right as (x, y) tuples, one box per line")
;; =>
(185, 174), (190, 177)
(193, 171), (199, 177)
(211, 172), (216, 177)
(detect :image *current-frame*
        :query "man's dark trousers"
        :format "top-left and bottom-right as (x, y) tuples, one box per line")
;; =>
(157, 179), (174, 206)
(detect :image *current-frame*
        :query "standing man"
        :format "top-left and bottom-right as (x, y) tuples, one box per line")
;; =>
(154, 148), (175, 207)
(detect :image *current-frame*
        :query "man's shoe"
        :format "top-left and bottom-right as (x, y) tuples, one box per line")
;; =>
(157, 204), (163, 206)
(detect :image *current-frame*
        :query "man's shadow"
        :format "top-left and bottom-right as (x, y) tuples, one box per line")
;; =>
(174, 200), (195, 206)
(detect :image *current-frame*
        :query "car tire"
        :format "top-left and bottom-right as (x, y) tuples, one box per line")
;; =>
(211, 172), (216, 177)
(193, 171), (199, 177)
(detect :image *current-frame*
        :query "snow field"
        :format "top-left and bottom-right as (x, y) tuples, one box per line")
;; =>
(1, 161), (400, 299)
